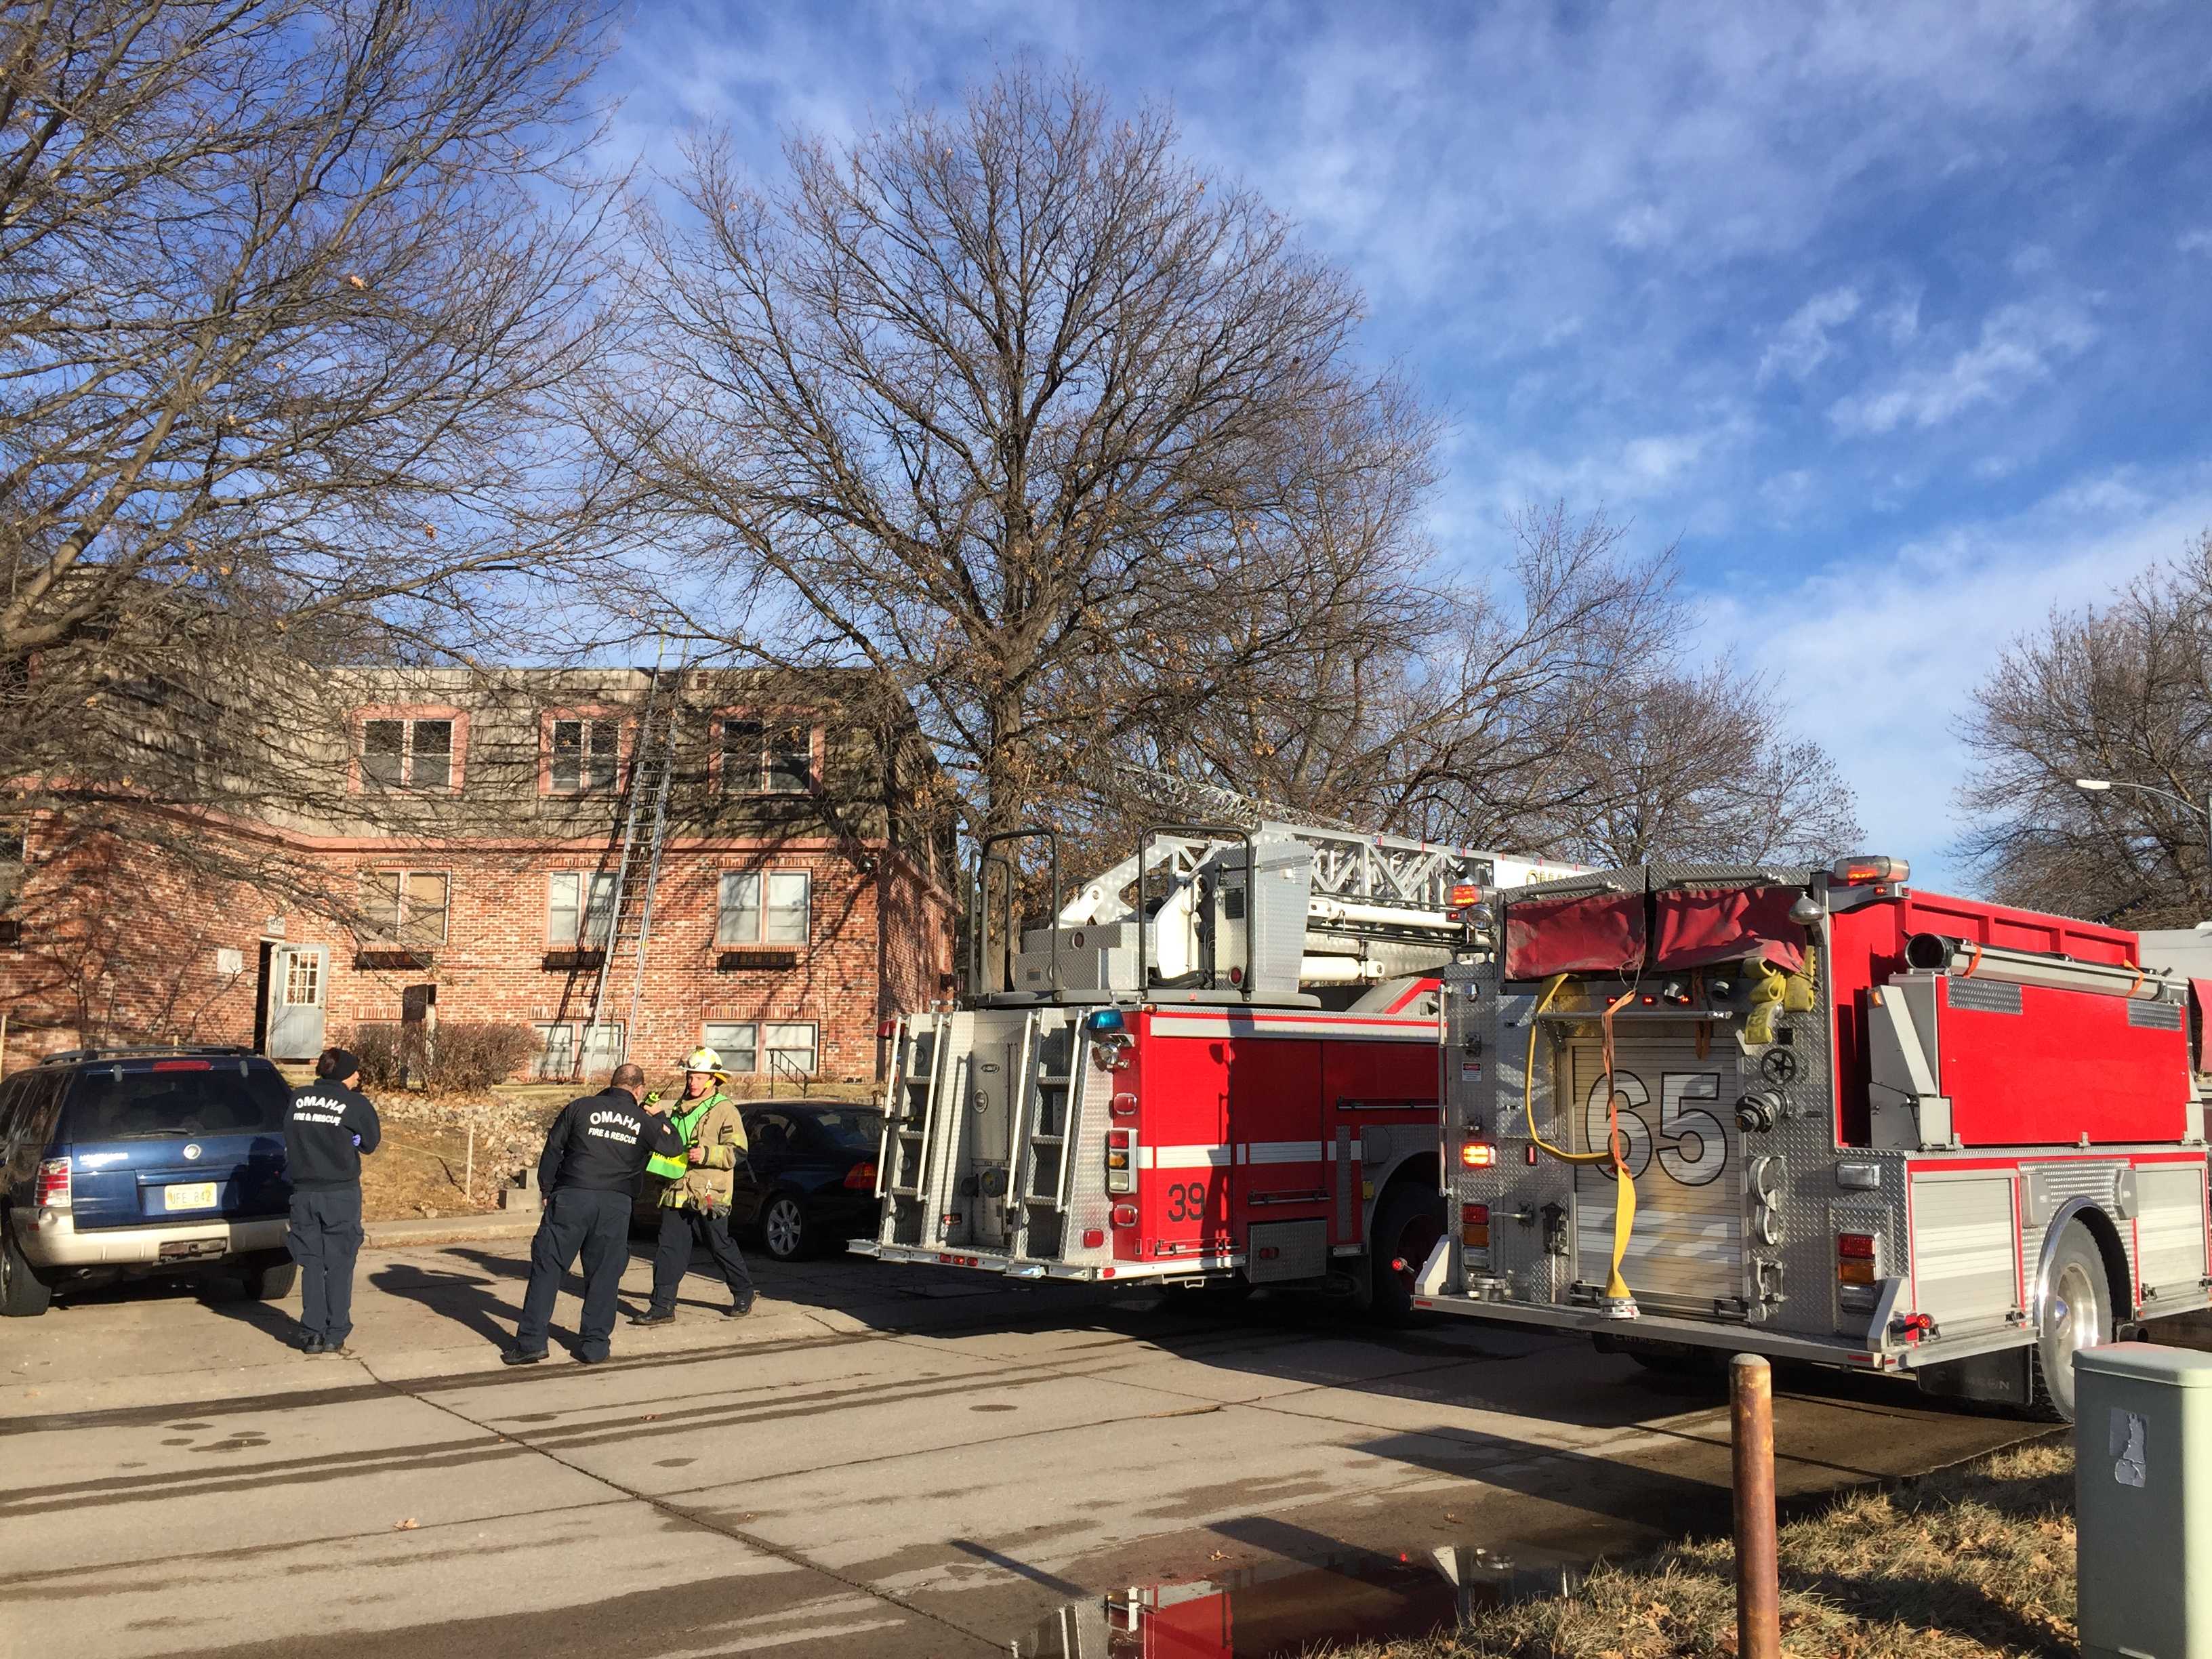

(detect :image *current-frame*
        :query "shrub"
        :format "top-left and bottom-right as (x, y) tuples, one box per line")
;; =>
(342, 1023), (407, 1090)
(424, 1021), (539, 1091)
(335, 1019), (537, 1092)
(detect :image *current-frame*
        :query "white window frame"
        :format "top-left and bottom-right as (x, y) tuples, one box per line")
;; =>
(720, 716), (814, 795)
(716, 869), (809, 946)
(359, 869), (450, 946)
(548, 716), (620, 794)
(701, 1021), (758, 1074)
(360, 716), (455, 791)
(533, 1021), (624, 1079)
(548, 872), (617, 947)
(764, 1021), (817, 1078)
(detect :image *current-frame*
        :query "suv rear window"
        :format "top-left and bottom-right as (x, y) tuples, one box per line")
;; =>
(60, 1065), (289, 1142)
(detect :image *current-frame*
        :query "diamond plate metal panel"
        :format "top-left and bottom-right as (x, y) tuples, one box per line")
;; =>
(1247, 1218), (1328, 1282)
(1948, 978), (2024, 1015)
(1057, 1034), (1121, 1267)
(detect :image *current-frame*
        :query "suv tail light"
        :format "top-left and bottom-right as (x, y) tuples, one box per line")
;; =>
(843, 1162), (878, 1191)
(35, 1158), (70, 1209)
(152, 1059), (212, 1071)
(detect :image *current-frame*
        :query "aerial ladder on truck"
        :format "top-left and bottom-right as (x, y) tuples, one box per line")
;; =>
(855, 789), (1582, 1313)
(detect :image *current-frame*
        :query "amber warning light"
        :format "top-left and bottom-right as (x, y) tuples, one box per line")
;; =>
(1460, 1142), (1498, 1168)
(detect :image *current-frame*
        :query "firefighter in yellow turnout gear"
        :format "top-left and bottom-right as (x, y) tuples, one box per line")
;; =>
(628, 1049), (757, 1324)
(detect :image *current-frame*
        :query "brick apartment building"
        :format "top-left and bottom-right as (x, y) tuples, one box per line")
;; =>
(0, 666), (957, 1085)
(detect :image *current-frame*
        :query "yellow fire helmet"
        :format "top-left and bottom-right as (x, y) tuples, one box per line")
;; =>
(681, 1046), (724, 1077)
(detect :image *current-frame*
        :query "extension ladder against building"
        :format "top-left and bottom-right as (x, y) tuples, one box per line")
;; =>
(578, 647), (687, 1078)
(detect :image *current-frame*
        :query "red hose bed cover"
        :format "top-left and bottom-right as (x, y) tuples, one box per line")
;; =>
(1652, 885), (1807, 973)
(2192, 979), (2212, 1072)
(1503, 890), (1645, 979)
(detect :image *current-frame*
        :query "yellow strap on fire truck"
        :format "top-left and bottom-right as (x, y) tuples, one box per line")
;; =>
(1521, 975), (1638, 1306)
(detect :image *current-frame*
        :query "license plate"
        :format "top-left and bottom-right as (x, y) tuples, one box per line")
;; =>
(163, 1182), (218, 1211)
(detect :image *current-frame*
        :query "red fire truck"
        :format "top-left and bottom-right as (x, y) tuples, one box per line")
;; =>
(855, 813), (1579, 1317)
(1417, 857), (2212, 1420)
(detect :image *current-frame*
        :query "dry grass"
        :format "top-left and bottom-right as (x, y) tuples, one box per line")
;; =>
(359, 1119), (506, 1221)
(1334, 1438), (2075, 1659)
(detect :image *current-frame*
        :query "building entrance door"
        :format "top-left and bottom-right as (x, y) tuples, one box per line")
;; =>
(265, 945), (329, 1060)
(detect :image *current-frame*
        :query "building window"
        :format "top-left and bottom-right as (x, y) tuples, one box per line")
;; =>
(0, 824), (22, 911)
(764, 1021), (818, 1077)
(548, 717), (619, 794)
(720, 718), (813, 794)
(533, 1021), (624, 1080)
(716, 870), (808, 945)
(701, 1021), (758, 1074)
(360, 717), (454, 790)
(359, 870), (450, 947)
(548, 871), (617, 946)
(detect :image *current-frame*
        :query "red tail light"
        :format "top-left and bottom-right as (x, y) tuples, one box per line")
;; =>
(843, 1162), (877, 1190)
(1836, 1232), (1876, 1259)
(35, 1158), (70, 1209)
(1110, 1204), (1138, 1228)
(1082, 1229), (1105, 1248)
(1462, 1202), (1490, 1248)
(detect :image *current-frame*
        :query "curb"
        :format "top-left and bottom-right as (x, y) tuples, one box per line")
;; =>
(365, 1212), (540, 1248)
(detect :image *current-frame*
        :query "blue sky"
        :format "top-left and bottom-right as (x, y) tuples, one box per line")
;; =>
(602, 1), (2212, 890)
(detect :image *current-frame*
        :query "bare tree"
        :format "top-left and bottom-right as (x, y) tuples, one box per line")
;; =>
(1960, 533), (2212, 925)
(1532, 662), (1862, 866)
(1141, 501), (1859, 867)
(599, 65), (1435, 848)
(0, 0), (622, 887)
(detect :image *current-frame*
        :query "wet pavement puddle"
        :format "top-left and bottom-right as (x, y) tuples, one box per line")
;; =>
(1012, 1544), (1580, 1657)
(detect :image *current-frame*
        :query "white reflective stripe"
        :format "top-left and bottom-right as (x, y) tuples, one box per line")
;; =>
(1147, 1012), (1437, 1042)
(1244, 1141), (1324, 1164)
(1151, 1144), (1231, 1169)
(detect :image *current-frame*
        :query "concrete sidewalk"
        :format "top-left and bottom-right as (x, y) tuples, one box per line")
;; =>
(0, 1235), (2053, 1659)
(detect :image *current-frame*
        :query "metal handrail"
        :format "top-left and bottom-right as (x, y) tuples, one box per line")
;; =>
(972, 826), (1061, 996)
(1132, 821), (1254, 1000)
(765, 1047), (813, 1098)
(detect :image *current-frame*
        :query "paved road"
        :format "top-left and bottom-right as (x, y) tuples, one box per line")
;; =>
(0, 1234), (2047, 1659)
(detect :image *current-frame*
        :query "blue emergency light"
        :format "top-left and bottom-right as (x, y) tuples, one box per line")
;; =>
(1086, 1008), (1126, 1035)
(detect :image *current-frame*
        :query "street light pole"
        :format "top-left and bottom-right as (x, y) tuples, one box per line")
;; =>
(2074, 778), (2212, 913)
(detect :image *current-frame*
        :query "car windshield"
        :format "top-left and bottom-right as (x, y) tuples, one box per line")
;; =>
(61, 1065), (289, 1141)
(804, 1108), (882, 1153)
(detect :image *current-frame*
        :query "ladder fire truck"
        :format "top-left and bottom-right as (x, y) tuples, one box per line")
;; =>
(855, 805), (1580, 1315)
(1417, 856), (2212, 1419)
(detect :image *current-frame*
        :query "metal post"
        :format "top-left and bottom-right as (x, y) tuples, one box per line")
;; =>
(1731, 1353), (1781, 1659)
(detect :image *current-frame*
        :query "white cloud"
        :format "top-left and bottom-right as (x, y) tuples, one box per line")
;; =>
(1828, 300), (2097, 436)
(2181, 228), (2212, 255)
(1757, 287), (1862, 386)
(1706, 466), (2212, 889)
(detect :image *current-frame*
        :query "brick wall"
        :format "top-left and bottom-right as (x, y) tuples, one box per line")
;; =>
(0, 827), (956, 1085)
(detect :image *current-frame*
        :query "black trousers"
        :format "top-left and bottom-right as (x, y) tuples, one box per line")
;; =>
(516, 1188), (631, 1360)
(647, 1202), (754, 1313)
(287, 1186), (364, 1343)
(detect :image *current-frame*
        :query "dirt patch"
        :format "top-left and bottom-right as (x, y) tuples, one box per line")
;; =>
(1328, 1437), (2076, 1658)
(360, 1091), (562, 1222)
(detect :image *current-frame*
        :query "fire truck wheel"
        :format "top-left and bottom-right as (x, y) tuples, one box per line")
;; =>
(2029, 1220), (2112, 1422)
(1367, 1183), (1446, 1327)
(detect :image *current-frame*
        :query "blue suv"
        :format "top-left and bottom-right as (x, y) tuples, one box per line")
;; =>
(0, 1046), (296, 1316)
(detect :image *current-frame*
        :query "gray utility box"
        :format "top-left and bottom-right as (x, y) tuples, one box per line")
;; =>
(2076, 1343), (2212, 1659)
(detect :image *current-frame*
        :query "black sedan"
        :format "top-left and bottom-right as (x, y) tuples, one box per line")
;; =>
(633, 1101), (883, 1261)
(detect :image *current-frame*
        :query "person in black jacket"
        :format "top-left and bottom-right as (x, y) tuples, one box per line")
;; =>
(506, 1063), (682, 1366)
(283, 1047), (383, 1358)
